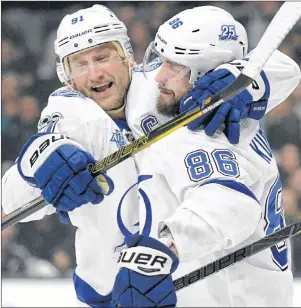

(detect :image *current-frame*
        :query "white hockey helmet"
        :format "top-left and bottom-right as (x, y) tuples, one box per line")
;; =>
(55, 4), (134, 84)
(143, 6), (248, 85)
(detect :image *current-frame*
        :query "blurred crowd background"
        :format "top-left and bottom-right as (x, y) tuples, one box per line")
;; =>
(2, 1), (301, 279)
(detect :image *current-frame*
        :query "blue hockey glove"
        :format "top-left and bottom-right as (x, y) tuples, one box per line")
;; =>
(180, 60), (270, 144)
(17, 133), (114, 222)
(112, 234), (179, 308)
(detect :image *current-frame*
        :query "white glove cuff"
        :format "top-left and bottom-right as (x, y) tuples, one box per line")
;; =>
(19, 133), (85, 178)
(217, 60), (266, 101)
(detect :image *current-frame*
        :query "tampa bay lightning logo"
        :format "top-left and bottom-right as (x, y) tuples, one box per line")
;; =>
(219, 25), (238, 41)
(114, 175), (153, 252)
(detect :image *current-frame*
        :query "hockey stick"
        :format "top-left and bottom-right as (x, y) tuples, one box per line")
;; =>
(173, 220), (301, 291)
(2, 2), (301, 231)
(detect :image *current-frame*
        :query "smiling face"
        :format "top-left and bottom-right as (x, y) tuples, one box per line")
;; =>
(67, 43), (131, 112)
(154, 56), (192, 117)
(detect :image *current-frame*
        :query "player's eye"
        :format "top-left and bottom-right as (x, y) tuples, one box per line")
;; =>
(95, 55), (109, 62)
(74, 62), (87, 69)
(171, 63), (184, 72)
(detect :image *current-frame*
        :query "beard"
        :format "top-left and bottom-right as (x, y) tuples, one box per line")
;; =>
(156, 91), (181, 117)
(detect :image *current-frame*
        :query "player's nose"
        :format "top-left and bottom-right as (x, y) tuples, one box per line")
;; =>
(155, 66), (169, 85)
(88, 62), (105, 80)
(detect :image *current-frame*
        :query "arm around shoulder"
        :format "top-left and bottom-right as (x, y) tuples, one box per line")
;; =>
(251, 49), (301, 112)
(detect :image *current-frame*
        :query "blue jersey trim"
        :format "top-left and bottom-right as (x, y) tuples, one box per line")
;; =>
(113, 119), (130, 132)
(138, 175), (153, 236)
(51, 88), (85, 99)
(73, 272), (112, 307)
(117, 181), (139, 237)
(200, 179), (259, 203)
(260, 70), (270, 102)
(133, 59), (162, 73)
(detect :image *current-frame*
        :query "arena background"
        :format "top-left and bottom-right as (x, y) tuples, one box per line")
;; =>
(1, 1), (301, 306)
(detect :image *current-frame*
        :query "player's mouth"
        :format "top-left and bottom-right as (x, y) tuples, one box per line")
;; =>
(92, 82), (113, 93)
(158, 86), (173, 95)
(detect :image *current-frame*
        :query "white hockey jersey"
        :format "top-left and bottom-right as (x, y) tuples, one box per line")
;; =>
(2, 48), (299, 307)
(125, 50), (300, 306)
(2, 88), (139, 306)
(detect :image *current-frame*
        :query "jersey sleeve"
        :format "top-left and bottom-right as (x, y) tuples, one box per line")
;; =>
(2, 163), (56, 221)
(250, 49), (300, 113)
(40, 87), (116, 160)
(2, 87), (115, 222)
(153, 128), (263, 262)
(218, 49), (300, 113)
(159, 181), (261, 262)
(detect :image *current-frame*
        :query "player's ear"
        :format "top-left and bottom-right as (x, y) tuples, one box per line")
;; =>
(128, 58), (136, 69)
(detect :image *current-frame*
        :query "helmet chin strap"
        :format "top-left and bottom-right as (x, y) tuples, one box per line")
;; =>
(107, 41), (134, 116)
(112, 41), (134, 81)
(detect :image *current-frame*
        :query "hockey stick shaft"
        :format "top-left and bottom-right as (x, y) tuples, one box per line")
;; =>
(173, 221), (301, 291)
(2, 2), (301, 231)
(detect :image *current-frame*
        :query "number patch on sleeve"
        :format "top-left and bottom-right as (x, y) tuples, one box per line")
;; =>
(185, 149), (239, 182)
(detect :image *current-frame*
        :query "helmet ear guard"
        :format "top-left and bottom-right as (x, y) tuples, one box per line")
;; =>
(147, 6), (248, 85)
(55, 55), (66, 84)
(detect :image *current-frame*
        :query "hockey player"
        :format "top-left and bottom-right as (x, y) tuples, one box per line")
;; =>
(2, 5), (139, 307)
(112, 6), (300, 307)
(2, 4), (300, 308)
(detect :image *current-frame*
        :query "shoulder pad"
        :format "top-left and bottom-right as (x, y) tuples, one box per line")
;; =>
(50, 87), (86, 99)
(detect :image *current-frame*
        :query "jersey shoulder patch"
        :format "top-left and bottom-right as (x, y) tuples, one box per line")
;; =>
(50, 87), (86, 99)
(133, 63), (144, 73)
(133, 58), (162, 73)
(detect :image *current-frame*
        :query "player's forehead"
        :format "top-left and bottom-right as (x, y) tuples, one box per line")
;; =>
(68, 42), (117, 62)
